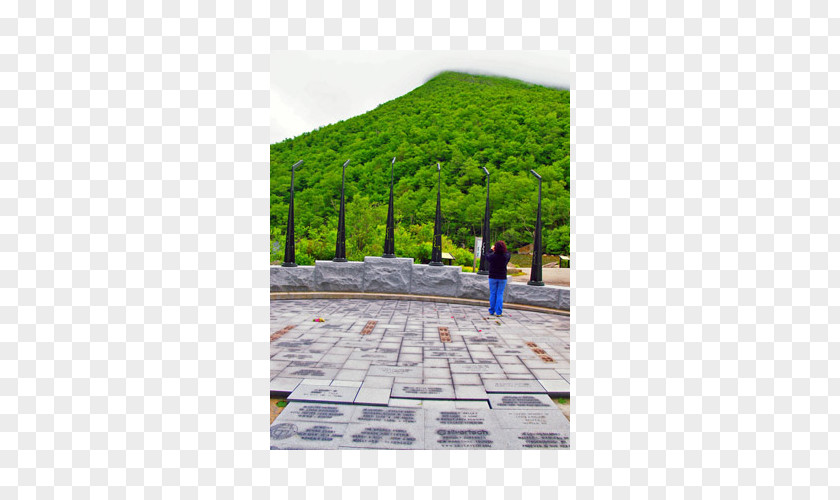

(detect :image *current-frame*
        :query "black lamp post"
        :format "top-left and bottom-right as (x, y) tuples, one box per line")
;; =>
(477, 166), (491, 275)
(527, 169), (544, 286)
(282, 160), (303, 267)
(334, 159), (350, 262)
(430, 163), (444, 266)
(382, 157), (396, 258)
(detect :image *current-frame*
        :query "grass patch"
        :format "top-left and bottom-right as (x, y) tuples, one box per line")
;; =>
(275, 400), (288, 407)
(509, 254), (562, 268)
(553, 397), (569, 405)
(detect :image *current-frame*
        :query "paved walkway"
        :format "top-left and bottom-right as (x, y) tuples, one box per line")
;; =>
(269, 298), (571, 450)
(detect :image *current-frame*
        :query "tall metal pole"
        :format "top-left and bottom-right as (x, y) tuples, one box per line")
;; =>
(382, 157), (396, 258)
(527, 169), (544, 286)
(430, 163), (444, 266)
(477, 166), (491, 275)
(282, 160), (303, 267)
(334, 159), (350, 262)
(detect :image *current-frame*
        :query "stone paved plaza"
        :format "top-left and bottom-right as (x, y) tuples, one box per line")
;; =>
(269, 298), (571, 450)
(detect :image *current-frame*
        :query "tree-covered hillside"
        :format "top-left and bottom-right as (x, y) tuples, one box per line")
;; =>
(270, 71), (570, 265)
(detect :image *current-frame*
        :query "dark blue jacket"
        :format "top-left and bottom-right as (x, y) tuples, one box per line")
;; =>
(485, 251), (511, 280)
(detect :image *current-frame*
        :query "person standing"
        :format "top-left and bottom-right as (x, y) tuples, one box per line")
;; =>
(485, 241), (511, 316)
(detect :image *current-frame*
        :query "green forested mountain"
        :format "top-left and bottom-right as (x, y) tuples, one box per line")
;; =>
(270, 71), (570, 265)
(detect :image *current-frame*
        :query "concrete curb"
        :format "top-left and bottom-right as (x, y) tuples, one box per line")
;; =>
(270, 291), (570, 317)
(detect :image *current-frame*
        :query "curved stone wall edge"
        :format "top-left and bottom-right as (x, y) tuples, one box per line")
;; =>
(270, 261), (570, 311)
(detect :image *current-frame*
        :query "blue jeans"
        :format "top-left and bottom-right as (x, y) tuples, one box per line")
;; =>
(488, 278), (507, 315)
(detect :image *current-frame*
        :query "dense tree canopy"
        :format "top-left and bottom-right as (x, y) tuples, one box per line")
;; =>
(270, 71), (570, 265)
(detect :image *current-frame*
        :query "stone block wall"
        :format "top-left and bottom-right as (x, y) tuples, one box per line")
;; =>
(270, 257), (570, 311)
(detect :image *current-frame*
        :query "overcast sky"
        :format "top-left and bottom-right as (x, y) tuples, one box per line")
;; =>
(271, 51), (570, 143)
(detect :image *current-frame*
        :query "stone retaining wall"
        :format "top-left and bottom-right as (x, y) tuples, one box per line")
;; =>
(271, 256), (570, 311)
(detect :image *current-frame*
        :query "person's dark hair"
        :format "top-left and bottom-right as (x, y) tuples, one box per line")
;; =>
(493, 241), (507, 254)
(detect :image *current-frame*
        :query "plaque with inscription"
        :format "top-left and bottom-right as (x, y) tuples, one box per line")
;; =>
(507, 430), (570, 449)
(342, 421), (425, 449)
(368, 365), (422, 378)
(428, 429), (497, 449)
(352, 406), (422, 424)
(449, 363), (503, 374)
(468, 336), (500, 344)
(269, 421), (349, 450)
(483, 380), (548, 394)
(428, 409), (492, 426)
(424, 350), (471, 359)
(392, 383), (456, 399)
(278, 403), (355, 423)
(488, 394), (555, 409)
(493, 409), (568, 430)
(287, 384), (360, 403)
(424, 410), (509, 450)
(284, 361), (318, 367)
(279, 353), (322, 361)
(350, 352), (398, 361)
(281, 367), (338, 379)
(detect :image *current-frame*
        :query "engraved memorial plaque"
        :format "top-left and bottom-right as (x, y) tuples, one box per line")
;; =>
(269, 421), (349, 450)
(392, 384), (456, 399)
(488, 394), (555, 409)
(449, 363), (503, 374)
(279, 403), (355, 423)
(508, 430), (570, 449)
(483, 380), (548, 394)
(287, 384), (359, 404)
(341, 421), (425, 450)
(368, 365), (422, 378)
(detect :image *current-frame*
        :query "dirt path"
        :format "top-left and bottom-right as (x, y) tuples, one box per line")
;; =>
(508, 268), (570, 287)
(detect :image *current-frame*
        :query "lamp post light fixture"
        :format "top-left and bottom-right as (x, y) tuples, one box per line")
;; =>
(527, 169), (545, 286)
(382, 157), (396, 258)
(282, 160), (303, 267)
(430, 163), (444, 266)
(477, 166), (491, 275)
(333, 159), (350, 262)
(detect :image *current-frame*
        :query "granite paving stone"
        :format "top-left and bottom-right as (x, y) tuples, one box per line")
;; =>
(287, 384), (360, 404)
(270, 298), (570, 450)
(276, 402), (356, 423)
(388, 398), (424, 407)
(279, 367), (339, 379)
(300, 378), (332, 386)
(454, 385), (489, 400)
(333, 369), (367, 381)
(342, 421), (425, 450)
(360, 376), (395, 389)
(351, 406), (423, 424)
(341, 360), (372, 371)
(366, 365), (419, 378)
(270, 377), (303, 394)
(270, 421), (349, 450)
(487, 393), (556, 409)
(494, 408), (569, 429)
(449, 363), (503, 374)
(393, 377), (423, 384)
(423, 367), (452, 379)
(530, 369), (564, 379)
(452, 373), (483, 386)
(419, 400), (459, 409)
(484, 379), (547, 393)
(538, 378), (571, 397)
(424, 409), (509, 450)
(392, 383), (456, 399)
(354, 387), (391, 406)
(330, 380), (363, 388)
